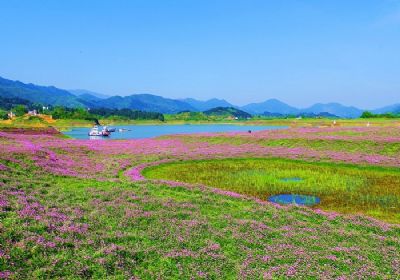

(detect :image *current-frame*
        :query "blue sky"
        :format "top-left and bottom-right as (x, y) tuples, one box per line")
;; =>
(1, 0), (399, 108)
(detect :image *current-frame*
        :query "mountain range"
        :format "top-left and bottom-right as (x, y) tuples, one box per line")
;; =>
(181, 98), (233, 111)
(0, 76), (84, 107)
(0, 76), (399, 117)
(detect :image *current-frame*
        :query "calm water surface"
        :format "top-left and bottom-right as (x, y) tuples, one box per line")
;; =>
(280, 177), (303, 182)
(268, 194), (320, 206)
(63, 124), (287, 140)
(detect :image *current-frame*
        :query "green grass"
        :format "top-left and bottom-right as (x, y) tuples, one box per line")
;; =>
(2, 162), (400, 278)
(179, 136), (400, 156)
(143, 158), (400, 223)
(1, 131), (400, 278)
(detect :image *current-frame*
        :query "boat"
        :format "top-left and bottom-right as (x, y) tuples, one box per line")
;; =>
(106, 127), (116, 132)
(118, 128), (131, 132)
(88, 125), (110, 137)
(101, 127), (110, 137)
(88, 125), (102, 136)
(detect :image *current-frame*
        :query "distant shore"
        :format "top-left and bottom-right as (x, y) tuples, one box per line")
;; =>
(1, 117), (400, 133)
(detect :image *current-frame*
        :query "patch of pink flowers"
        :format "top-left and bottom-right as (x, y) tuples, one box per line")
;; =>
(1, 126), (400, 182)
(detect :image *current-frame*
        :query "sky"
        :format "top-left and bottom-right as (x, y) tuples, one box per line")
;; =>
(1, 0), (400, 109)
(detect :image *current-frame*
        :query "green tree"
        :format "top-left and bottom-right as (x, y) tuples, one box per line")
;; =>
(360, 111), (375, 118)
(0, 110), (8, 120)
(13, 105), (28, 117)
(51, 106), (68, 119)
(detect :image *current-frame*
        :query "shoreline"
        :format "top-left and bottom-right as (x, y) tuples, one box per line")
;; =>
(1, 117), (399, 132)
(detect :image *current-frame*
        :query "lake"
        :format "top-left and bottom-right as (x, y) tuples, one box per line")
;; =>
(63, 124), (287, 139)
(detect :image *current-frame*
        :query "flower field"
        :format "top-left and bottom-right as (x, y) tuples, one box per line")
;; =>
(0, 126), (400, 279)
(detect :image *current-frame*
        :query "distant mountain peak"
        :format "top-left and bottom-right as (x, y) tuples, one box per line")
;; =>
(0, 76), (86, 107)
(372, 103), (400, 114)
(93, 93), (197, 114)
(241, 98), (298, 115)
(69, 89), (110, 99)
(300, 103), (363, 118)
(181, 98), (234, 111)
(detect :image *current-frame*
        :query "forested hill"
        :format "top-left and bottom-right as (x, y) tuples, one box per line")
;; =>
(203, 107), (252, 119)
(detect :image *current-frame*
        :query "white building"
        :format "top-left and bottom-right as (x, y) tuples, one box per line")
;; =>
(28, 110), (37, 116)
(7, 111), (15, 119)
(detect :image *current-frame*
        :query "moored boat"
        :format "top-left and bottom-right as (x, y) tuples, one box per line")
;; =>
(101, 127), (110, 137)
(88, 125), (111, 137)
(88, 125), (102, 136)
(118, 128), (130, 132)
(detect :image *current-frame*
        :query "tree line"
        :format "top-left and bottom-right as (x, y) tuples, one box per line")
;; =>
(0, 96), (164, 121)
(360, 111), (400, 119)
(51, 107), (164, 121)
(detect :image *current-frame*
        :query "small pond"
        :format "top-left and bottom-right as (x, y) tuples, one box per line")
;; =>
(268, 194), (320, 206)
(280, 177), (303, 182)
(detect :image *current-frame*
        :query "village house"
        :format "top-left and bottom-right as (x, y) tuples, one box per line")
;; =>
(28, 110), (37, 116)
(7, 111), (15, 119)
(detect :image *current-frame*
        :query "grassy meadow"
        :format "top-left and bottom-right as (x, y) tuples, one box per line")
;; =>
(144, 158), (400, 223)
(1, 113), (400, 130)
(0, 123), (400, 278)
